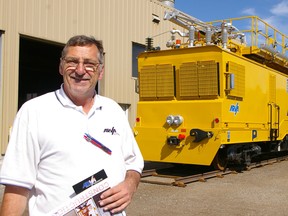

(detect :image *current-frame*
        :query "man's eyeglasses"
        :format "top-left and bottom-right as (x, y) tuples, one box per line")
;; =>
(61, 57), (101, 72)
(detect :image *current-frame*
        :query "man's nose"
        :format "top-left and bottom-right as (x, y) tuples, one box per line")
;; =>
(75, 62), (86, 74)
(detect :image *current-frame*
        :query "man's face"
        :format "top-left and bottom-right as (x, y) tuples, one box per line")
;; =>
(59, 45), (103, 98)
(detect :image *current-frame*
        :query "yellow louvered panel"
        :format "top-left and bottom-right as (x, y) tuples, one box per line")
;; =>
(179, 62), (198, 97)
(198, 61), (218, 96)
(139, 65), (157, 99)
(269, 74), (276, 103)
(139, 64), (174, 100)
(227, 61), (245, 98)
(156, 64), (174, 98)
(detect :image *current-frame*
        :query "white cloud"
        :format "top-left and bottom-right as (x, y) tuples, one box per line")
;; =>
(270, 1), (288, 17)
(264, 17), (279, 32)
(241, 8), (257, 16)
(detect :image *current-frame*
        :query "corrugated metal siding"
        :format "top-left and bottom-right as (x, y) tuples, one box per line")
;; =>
(0, 0), (180, 153)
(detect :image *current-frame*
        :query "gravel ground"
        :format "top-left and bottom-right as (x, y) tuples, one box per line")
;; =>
(0, 158), (287, 215)
(126, 160), (288, 216)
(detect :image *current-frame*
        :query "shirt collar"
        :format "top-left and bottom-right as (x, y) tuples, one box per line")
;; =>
(55, 84), (77, 108)
(55, 84), (100, 111)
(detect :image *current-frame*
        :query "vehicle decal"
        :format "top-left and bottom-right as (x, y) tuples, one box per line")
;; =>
(229, 103), (239, 115)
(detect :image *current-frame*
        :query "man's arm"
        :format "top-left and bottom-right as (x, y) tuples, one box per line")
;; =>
(0, 185), (29, 216)
(99, 170), (141, 214)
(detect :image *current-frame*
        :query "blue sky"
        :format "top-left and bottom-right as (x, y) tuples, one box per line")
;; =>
(174, 0), (288, 35)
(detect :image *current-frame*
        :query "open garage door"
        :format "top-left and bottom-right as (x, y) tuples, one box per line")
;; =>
(18, 36), (64, 109)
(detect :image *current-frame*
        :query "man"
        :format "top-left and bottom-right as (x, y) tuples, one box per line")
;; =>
(0, 35), (144, 215)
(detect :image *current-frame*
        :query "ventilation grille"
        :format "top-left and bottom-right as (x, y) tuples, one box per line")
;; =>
(227, 61), (245, 98)
(179, 62), (198, 97)
(139, 64), (174, 100)
(179, 60), (218, 98)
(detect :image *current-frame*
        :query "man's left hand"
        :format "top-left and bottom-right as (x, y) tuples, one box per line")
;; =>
(99, 170), (141, 214)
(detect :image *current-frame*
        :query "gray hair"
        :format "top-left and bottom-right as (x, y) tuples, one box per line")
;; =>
(61, 35), (104, 64)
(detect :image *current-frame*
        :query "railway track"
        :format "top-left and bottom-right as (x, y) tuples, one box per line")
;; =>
(141, 153), (288, 187)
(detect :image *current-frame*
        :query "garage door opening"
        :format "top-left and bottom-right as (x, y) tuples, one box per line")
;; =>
(18, 36), (64, 109)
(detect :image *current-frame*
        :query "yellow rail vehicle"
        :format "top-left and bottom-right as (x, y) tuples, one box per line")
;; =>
(134, 13), (288, 169)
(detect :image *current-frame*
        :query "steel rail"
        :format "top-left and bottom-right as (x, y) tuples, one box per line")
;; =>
(141, 154), (288, 187)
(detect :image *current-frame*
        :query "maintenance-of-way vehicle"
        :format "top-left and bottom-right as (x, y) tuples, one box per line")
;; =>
(133, 9), (288, 170)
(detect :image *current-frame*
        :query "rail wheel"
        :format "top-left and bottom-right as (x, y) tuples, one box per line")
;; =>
(280, 140), (288, 151)
(212, 149), (227, 171)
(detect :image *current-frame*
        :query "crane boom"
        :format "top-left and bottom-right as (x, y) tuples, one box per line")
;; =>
(164, 9), (214, 33)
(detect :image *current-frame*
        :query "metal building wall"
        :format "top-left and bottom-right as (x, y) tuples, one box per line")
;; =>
(0, 0), (180, 153)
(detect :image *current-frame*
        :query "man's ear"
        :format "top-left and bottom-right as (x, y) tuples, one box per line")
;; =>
(59, 60), (64, 75)
(98, 64), (104, 80)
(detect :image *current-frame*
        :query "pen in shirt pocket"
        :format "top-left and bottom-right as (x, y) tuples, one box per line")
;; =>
(84, 133), (112, 155)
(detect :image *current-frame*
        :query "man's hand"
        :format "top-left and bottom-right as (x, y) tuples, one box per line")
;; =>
(0, 185), (29, 216)
(99, 170), (141, 214)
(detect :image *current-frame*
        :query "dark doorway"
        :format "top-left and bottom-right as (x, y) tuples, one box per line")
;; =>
(18, 36), (64, 109)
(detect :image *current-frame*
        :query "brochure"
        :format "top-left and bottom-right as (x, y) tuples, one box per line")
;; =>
(49, 169), (123, 216)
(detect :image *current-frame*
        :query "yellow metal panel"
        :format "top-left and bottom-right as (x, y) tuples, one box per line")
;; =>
(156, 64), (174, 98)
(139, 64), (174, 100)
(179, 62), (198, 97)
(227, 61), (245, 98)
(269, 74), (276, 103)
(139, 65), (157, 99)
(134, 100), (223, 165)
(178, 60), (218, 98)
(198, 60), (218, 96)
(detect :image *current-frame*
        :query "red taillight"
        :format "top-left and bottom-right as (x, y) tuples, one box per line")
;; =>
(214, 118), (220, 123)
(136, 117), (140, 123)
(178, 134), (186, 140)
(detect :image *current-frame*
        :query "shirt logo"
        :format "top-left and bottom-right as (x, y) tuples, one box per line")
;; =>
(103, 127), (119, 135)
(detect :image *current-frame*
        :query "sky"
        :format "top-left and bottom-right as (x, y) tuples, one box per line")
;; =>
(174, 0), (288, 35)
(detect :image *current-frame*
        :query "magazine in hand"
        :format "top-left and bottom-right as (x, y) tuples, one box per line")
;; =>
(49, 169), (123, 216)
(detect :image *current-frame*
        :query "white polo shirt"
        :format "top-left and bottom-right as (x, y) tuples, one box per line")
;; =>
(0, 86), (144, 215)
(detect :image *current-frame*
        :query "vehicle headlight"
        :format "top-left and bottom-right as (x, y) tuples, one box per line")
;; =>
(173, 115), (183, 126)
(166, 115), (174, 126)
(166, 115), (183, 126)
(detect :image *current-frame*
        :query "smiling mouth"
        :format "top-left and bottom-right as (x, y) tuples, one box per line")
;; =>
(71, 76), (90, 82)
